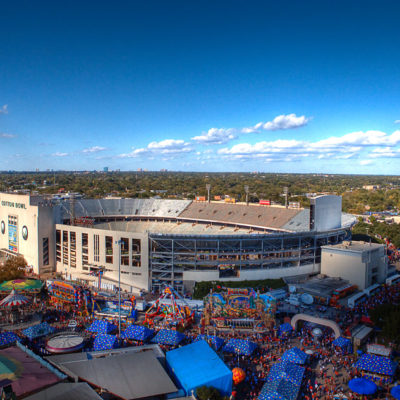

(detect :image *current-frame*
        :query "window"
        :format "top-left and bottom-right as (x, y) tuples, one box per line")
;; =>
(121, 238), (129, 266)
(62, 231), (69, 265)
(42, 238), (49, 266)
(132, 239), (141, 267)
(70, 232), (76, 268)
(56, 230), (61, 262)
(106, 236), (113, 264)
(94, 234), (100, 262)
(82, 233), (88, 266)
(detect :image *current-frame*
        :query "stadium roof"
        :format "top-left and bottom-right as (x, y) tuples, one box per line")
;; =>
(47, 350), (177, 400)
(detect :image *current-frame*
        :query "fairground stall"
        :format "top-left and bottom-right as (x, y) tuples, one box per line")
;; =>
(202, 288), (276, 331)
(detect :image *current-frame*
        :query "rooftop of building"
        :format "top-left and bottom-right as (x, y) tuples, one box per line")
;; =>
(321, 240), (385, 252)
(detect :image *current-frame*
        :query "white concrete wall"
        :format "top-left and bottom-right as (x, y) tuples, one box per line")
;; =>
(55, 224), (149, 292)
(321, 250), (367, 289)
(0, 193), (43, 273)
(183, 263), (320, 282)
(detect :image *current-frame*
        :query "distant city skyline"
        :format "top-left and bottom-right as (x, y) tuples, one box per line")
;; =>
(1, 1), (400, 174)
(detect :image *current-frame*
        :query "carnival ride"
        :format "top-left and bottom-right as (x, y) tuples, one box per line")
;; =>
(144, 286), (194, 328)
(47, 280), (93, 316)
(203, 288), (276, 330)
(94, 295), (137, 321)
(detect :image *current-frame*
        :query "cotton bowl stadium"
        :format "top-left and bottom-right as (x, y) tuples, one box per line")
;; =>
(0, 193), (356, 294)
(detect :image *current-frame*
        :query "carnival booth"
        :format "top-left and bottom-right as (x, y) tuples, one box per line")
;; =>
(281, 347), (308, 365)
(223, 338), (257, 356)
(332, 337), (352, 354)
(121, 325), (154, 342)
(93, 334), (118, 351)
(166, 340), (232, 396)
(87, 319), (117, 334)
(22, 322), (55, 341)
(151, 329), (186, 346)
(0, 332), (18, 347)
(258, 361), (305, 400)
(195, 335), (225, 351)
(354, 353), (397, 385)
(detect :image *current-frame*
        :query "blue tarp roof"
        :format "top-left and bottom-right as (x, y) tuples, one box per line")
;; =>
(122, 325), (154, 341)
(354, 353), (397, 376)
(279, 323), (293, 333)
(87, 319), (117, 334)
(0, 332), (18, 347)
(259, 361), (305, 400)
(332, 337), (351, 347)
(93, 334), (118, 351)
(281, 347), (308, 365)
(348, 378), (377, 395)
(151, 329), (186, 346)
(223, 338), (257, 356)
(22, 322), (56, 340)
(166, 340), (232, 396)
(195, 335), (225, 351)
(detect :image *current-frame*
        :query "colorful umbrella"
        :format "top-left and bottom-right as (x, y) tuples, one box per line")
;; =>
(348, 378), (377, 395)
(0, 289), (29, 307)
(391, 386), (400, 400)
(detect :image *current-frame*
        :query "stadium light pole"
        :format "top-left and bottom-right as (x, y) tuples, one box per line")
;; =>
(244, 185), (249, 206)
(115, 239), (122, 337)
(206, 184), (211, 203)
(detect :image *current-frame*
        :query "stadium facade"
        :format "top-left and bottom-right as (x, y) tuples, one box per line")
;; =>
(0, 192), (356, 294)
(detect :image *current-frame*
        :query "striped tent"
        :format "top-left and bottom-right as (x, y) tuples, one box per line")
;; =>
(0, 289), (29, 307)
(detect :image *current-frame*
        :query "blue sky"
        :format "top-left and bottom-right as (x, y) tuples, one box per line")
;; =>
(1, 0), (400, 173)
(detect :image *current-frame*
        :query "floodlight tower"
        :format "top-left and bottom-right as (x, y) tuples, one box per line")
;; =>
(206, 184), (211, 203)
(283, 187), (289, 209)
(244, 185), (249, 206)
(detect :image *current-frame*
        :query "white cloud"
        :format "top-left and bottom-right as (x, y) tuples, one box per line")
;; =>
(82, 146), (107, 153)
(359, 160), (374, 166)
(217, 130), (400, 162)
(369, 147), (400, 158)
(1, 133), (16, 138)
(52, 152), (68, 157)
(241, 114), (310, 134)
(394, 120), (400, 124)
(0, 105), (8, 114)
(118, 139), (192, 158)
(263, 114), (310, 131)
(192, 128), (236, 144)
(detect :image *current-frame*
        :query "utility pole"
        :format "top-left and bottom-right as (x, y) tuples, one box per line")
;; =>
(115, 239), (122, 337)
(244, 185), (249, 206)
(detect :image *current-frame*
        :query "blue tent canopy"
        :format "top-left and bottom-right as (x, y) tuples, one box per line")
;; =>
(0, 332), (18, 347)
(87, 319), (117, 334)
(391, 386), (400, 400)
(223, 338), (257, 356)
(93, 333), (118, 351)
(279, 323), (293, 334)
(354, 353), (397, 376)
(151, 329), (185, 346)
(166, 340), (232, 396)
(259, 361), (305, 400)
(122, 325), (154, 341)
(348, 378), (377, 395)
(22, 322), (56, 340)
(281, 347), (308, 365)
(195, 335), (225, 350)
(332, 337), (352, 354)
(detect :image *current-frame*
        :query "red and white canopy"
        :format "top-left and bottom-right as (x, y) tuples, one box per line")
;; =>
(0, 289), (29, 307)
